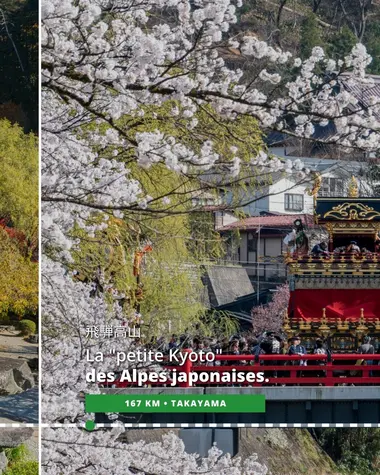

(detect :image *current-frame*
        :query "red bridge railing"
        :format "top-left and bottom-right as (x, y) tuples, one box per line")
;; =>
(164, 353), (380, 388)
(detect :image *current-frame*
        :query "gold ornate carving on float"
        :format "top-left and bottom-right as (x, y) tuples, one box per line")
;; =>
(329, 334), (357, 352)
(323, 202), (380, 221)
(287, 259), (380, 277)
(299, 320), (312, 332)
(337, 318), (350, 332)
(323, 221), (380, 235)
(283, 310), (292, 334)
(317, 308), (331, 338)
(355, 310), (369, 337)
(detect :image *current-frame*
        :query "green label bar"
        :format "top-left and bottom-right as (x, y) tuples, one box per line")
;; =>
(85, 394), (265, 413)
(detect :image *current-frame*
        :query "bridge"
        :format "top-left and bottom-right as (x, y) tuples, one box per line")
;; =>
(95, 354), (380, 424)
(167, 353), (380, 387)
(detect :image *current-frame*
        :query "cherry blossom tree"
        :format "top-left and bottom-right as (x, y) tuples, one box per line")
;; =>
(41, 428), (268, 475)
(42, 0), (380, 251)
(251, 284), (290, 335)
(41, 0), (380, 469)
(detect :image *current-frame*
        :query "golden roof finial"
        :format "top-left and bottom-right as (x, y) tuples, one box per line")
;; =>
(306, 172), (322, 197)
(348, 175), (359, 197)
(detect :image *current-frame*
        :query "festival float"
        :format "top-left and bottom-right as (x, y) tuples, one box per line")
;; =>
(285, 176), (380, 352)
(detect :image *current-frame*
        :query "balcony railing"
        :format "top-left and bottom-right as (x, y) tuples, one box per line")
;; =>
(100, 354), (380, 388)
(286, 252), (380, 276)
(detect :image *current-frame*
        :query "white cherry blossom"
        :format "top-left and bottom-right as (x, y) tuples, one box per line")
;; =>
(41, 0), (380, 468)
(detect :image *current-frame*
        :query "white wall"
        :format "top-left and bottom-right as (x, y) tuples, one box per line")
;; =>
(224, 177), (313, 216)
(222, 155), (370, 218)
(267, 177), (314, 214)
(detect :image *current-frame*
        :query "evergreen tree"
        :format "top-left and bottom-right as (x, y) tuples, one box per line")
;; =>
(328, 26), (357, 60)
(300, 14), (325, 59)
(314, 428), (380, 475)
(0, 0), (38, 132)
(363, 22), (380, 75)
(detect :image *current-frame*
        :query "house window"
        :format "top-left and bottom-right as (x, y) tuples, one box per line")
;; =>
(284, 193), (304, 211)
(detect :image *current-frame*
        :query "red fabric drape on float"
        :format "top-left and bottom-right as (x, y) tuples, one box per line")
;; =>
(289, 289), (380, 320)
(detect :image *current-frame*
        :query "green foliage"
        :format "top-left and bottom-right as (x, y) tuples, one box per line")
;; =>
(188, 212), (224, 261)
(72, 102), (264, 339)
(0, 445), (37, 475)
(363, 22), (380, 75)
(3, 461), (38, 475)
(71, 208), (208, 337)
(237, 2), (380, 72)
(140, 247), (205, 336)
(18, 319), (36, 336)
(3, 445), (28, 463)
(199, 310), (239, 339)
(300, 13), (325, 59)
(0, 228), (38, 320)
(0, 0), (28, 13)
(0, 121), (38, 321)
(0, 120), (38, 248)
(328, 26), (357, 60)
(315, 428), (380, 475)
(117, 101), (263, 172)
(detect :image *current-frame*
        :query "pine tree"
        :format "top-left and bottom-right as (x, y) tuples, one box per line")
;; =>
(300, 14), (325, 59)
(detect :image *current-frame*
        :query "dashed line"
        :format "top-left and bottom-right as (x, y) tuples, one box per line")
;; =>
(4, 422), (380, 429)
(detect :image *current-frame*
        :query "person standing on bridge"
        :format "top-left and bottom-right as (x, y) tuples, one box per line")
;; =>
(288, 336), (307, 358)
(288, 336), (307, 378)
(358, 336), (375, 377)
(313, 339), (330, 378)
(358, 336), (375, 355)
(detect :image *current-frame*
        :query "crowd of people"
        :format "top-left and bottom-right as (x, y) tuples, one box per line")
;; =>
(155, 331), (329, 362)
(153, 332), (380, 378)
(311, 239), (380, 258)
(157, 332), (380, 356)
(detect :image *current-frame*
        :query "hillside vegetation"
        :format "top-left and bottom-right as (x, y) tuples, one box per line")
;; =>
(0, 0), (37, 132)
(234, 0), (380, 71)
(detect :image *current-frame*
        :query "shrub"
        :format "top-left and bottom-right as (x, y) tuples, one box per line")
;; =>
(0, 229), (38, 320)
(3, 461), (38, 475)
(3, 445), (27, 463)
(18, 320), (36, 336)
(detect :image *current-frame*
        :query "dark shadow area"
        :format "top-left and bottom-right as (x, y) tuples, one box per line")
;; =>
(0, 0), (38, 132)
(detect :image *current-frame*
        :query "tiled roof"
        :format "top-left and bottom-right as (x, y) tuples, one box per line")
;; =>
(342, 74), (380, 121)
(218, 213), (315, 231)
